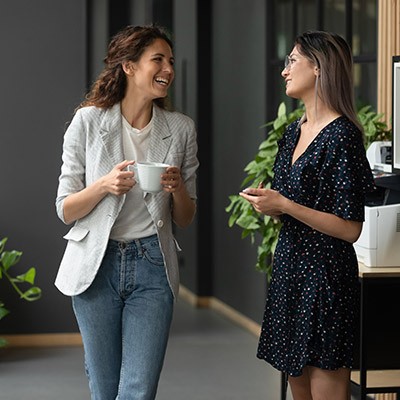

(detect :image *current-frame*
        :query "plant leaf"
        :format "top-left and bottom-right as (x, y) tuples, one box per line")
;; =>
(0, 250), (22, 270)
(20, 287), (42, 302)
(0, 237), (42, 314)
(0, 238), (7, 254)
(15, 267), (37, 285)
(0, 303), (10, 320)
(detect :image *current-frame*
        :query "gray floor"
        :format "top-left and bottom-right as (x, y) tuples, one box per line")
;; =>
(158, 300), (284, 400)
(0, 299), (287, 400)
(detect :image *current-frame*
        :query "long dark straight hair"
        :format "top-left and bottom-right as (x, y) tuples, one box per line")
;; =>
(294, 30), (362, 133)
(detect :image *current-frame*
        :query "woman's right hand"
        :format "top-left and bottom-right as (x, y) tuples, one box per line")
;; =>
(62, 160), (135, 224)
(239, 187), (285, 217)
(100, 160), (136, 196)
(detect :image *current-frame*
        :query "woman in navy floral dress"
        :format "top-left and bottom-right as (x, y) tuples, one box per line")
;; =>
(240, 31), (374, 399)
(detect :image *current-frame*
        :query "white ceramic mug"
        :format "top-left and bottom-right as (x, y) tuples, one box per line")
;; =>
(131, 162), (169, 193)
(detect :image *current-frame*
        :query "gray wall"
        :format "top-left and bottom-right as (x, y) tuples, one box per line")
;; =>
(172, 0), (200, 294)
(172, 0), (269, 321)
(0, 0), (87, 333)
(88, 0), (108, 81)
(211, 0), (268, 321)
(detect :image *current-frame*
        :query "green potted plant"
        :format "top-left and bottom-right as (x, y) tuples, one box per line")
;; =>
(226, 102), (392, 281)
(0, 237), (42, 347)
(357, 104), (392, 149)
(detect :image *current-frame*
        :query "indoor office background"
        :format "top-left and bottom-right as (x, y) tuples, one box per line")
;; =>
(0, 0), (378, 337)
(0, 0), (391, 399)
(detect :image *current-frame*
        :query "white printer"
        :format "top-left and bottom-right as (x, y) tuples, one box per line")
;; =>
(366, 141), (392, 172)
(354, 141), (400, 267)
(354, 203), (400, 267)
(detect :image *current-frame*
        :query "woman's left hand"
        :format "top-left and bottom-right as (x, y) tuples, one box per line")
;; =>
(161, 166), (183, 193)
(239, 188), (285, 216)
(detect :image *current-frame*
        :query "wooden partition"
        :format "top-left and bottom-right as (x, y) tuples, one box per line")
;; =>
(375, 6), (400, 396)
(376, 395), (398, 400)
(375, 393), (398, 400)
(377, 0), (400, 126)
(376, 7), (400, 397)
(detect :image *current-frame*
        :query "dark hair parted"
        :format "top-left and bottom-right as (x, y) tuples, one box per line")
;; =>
(80, 25), (173, 110)
(294, 30), (362, 132)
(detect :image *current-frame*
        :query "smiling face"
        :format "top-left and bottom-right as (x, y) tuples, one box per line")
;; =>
(124, 38), (175, 102)
(281, 45), (319, 100)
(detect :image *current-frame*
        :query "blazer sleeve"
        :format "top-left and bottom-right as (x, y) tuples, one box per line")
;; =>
(180, 117), (199, 200)
(55, 109), (87, 224)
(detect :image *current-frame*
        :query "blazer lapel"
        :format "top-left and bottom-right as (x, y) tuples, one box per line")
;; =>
(147, 106), (172, 163)
(98, 104), (171, 166)
(99, 103), (125, 166)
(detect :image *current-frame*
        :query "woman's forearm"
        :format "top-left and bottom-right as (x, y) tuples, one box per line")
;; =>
(171, 185), (196, 228)
(62, 180), (108, 224)
(281, 197), (362, 243)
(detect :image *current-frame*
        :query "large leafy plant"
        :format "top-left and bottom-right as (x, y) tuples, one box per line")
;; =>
(226, 102), (391, 281)
(225, 103), (303, 280)
(0, 237), (42, 347)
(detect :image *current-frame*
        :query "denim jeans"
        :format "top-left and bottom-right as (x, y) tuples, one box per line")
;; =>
(72, 235), (174, 400)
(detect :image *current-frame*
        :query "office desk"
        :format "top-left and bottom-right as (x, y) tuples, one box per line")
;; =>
(280, 264), (400, 400)
(351, 264), (400, 399)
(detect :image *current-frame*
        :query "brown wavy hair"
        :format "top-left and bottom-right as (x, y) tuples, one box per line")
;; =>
(79, 25), (173, 110)
(295, 30), (362, 133)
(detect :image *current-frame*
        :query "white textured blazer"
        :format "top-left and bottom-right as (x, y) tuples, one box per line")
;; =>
(55, 103), (199, 298)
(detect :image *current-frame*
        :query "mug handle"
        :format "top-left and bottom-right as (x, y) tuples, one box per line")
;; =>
(128, 164), (139, 183)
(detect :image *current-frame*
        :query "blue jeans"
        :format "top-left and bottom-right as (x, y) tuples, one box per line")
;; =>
(72, 235), (174, 400)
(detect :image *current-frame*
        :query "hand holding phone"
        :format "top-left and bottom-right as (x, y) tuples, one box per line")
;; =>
(241, 187), (261, 196)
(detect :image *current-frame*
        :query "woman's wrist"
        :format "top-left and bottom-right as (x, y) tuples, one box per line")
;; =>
(280, 196), (292, 214)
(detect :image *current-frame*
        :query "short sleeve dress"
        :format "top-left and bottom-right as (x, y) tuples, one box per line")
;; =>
(256, 116), (375, 377)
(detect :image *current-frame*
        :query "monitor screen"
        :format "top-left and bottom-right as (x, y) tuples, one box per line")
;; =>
(393, 56), (400, 174)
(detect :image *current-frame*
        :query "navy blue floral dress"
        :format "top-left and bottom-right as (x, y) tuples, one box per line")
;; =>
(256, 116), (374, 377)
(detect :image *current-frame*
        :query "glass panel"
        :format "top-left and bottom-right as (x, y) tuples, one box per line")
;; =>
(269, 0), (377, 118)
(269, 64), (304, 117)
(354, 62), (377, 110)
(323, 0), (346, 36)
(352, 0), (377, 56)
(297, 0), (317, 34)
(269, 64), (289, 115)
(273, 0), (294, 59)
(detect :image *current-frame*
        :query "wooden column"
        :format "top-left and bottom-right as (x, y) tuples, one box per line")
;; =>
(377, 0), (400, 127)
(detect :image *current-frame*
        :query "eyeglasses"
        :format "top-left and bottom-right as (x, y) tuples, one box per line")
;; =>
(284, 55), (295, 70)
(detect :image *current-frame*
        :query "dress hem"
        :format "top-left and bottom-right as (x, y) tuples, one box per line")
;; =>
(256, 354), (354, 377)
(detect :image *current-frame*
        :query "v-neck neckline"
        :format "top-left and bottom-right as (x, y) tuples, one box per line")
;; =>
(290, 116), (343, 167)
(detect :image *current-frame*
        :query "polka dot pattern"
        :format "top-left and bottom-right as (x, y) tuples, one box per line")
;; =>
(256, 116), (375, 377)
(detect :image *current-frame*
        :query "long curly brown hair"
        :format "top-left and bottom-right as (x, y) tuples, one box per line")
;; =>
(79, 25), (173, 110)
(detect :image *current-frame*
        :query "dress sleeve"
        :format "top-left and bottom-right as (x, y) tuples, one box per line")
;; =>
(315, 122), (375, 221)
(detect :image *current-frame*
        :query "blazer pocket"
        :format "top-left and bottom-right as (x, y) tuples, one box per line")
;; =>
(63, 226), (89, 242)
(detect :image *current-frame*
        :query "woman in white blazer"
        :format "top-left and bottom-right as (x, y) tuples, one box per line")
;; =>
(55, 25), (198, 400)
